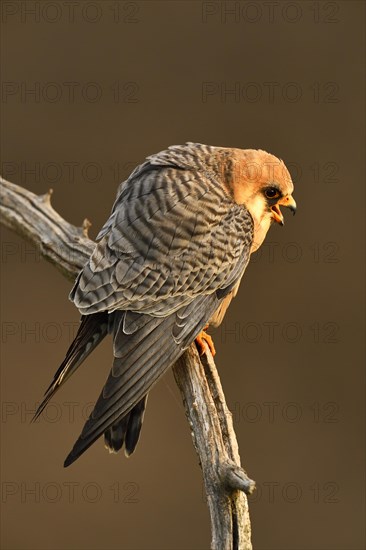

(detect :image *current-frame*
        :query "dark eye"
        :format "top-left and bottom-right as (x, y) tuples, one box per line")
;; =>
(265, 187), (280, 199)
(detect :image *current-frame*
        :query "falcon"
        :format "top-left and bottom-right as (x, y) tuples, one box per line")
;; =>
(33, 142), (296, 466)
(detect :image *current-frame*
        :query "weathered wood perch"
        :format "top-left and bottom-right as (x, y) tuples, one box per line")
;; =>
(0, 176), (255, 550)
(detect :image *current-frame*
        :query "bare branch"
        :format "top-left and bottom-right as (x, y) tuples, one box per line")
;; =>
(0, 177), (94, 279)
(0, 175), (254, 549)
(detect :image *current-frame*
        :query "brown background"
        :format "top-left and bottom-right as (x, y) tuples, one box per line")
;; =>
(1, 1), (365, 549)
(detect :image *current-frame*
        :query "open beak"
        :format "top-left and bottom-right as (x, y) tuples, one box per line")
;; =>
(271, 195), (297, 226)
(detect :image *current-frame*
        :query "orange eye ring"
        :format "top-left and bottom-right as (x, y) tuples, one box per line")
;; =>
(265, 187), (280, 199)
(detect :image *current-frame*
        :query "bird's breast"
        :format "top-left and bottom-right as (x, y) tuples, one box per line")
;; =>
(250, 217), (272, 253)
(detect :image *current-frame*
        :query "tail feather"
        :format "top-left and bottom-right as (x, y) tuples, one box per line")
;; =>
(104, 414), (130, 453)
(104, 396), (148, 456)
(32, 313), (108, 422)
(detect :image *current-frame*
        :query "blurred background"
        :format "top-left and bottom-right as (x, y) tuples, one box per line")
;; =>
(1, 1), (365, 549)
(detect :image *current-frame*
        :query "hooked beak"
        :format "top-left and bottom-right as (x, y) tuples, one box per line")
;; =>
(271, 195), (297, 226)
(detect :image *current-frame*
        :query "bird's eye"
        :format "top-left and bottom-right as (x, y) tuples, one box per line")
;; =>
(264, 187), (280, 199)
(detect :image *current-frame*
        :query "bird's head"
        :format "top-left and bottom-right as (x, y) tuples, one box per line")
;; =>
(220, 148), (295, 238)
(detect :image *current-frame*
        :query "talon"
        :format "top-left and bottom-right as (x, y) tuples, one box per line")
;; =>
(195, 328), (216, 357)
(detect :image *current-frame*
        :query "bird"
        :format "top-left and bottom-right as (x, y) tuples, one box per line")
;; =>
(32, 142), (296, 467)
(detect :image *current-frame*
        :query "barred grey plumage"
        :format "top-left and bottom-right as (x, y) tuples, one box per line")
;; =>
(33, 142), (296, 466)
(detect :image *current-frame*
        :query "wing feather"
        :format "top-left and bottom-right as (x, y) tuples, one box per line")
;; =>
(64, 293), (221, 466)
(63, 143), (255, 466)
(71, 145), (253, 317)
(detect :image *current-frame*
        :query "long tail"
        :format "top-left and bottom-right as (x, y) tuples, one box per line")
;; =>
(32, 312), (109, 422)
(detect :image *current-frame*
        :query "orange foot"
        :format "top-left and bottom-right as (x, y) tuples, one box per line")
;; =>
(195, 328), (216, 357)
